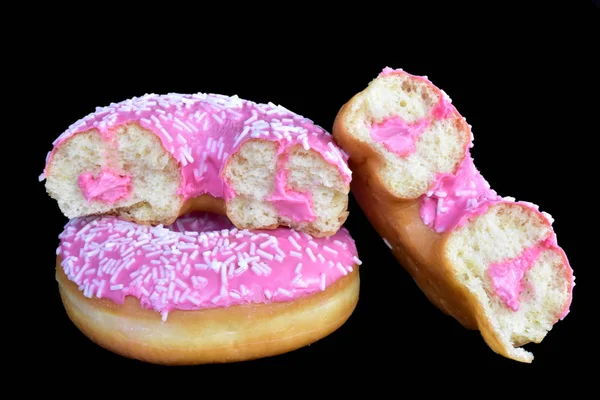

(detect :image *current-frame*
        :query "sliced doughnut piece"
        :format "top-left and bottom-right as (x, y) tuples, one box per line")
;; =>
(332, 67), (471, 199)
(443, 202), (573, 363)
(55, 212), (362, 365)
(43, 93), (351, 236)
(333, 67), (574, 363)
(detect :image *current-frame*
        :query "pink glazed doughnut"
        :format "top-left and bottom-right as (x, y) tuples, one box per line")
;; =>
(56, 212), (361, 365)
(42, 93), (352, 237)
(332, 67), (574, 363)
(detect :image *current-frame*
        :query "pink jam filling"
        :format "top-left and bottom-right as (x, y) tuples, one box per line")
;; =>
(370, 116), (430, 157)
(269, 171), (315, 222)
(42, 94), (352, 204)
(57, 212), (360, 321)
(487, 244), (542, 311)
(77, 168), (132, 204)
(267, 152), (315, 222)
(369, 68), (454, 158)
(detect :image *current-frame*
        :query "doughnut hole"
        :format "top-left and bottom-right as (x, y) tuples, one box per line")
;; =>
(444, 203), (571, 362)
(340, 72), (470, 199)
(45, 124), (182, 224)
(223, 140), (349, 237)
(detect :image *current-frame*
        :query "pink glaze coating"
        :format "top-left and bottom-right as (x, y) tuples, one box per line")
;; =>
(42, 93), (352, 223)
(370, 67), (454, 157)
(57, 212), (361, 321)
(420, 155), (501, 233)
(78, 168), (132, 204)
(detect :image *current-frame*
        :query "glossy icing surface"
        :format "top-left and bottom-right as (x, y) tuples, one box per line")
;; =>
(57, 212), (361, 321)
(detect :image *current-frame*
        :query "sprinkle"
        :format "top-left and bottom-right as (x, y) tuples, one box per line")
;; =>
(320, 273), (326, 291)
(259, 237), (277, 249)
(256, 249), (274, 260)
(290, 251), (303, 258)
(456, 190), (478, 197)
(174, 278), (188, 289)
(383, 238), (392, 249)
(352, 256), (362, 265)
(336, 262), (348, 276)
(277, 287), (293, 297)
(306, 248), (317, 262)
(288, 236), (302, 250)
(234, 242), (248, 252)
(322, 245), (338, 255)
(295, 263), (303, 274)
(110, 284), (124, 291)
(333, 240), (347, 249)
(292, 274), (303, 285)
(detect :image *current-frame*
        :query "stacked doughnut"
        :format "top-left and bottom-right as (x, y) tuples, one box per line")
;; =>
(43, 93), (361, 365)
(332, 67), (574, 363)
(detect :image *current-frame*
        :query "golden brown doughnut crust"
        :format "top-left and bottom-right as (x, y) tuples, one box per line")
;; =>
(56, 259), (360, 365)
(333, 101), (571, 362)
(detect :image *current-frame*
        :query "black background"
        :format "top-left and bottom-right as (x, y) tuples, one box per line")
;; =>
(25, 2), (596, 377)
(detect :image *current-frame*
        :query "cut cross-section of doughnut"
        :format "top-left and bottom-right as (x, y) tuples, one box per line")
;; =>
(45, 124), (349, 236)
(442, 202), (574, 362)
(333, 68), (471, 199)
(222, 139), (349, 237)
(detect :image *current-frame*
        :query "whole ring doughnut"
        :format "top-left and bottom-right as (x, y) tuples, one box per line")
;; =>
(56, 211), (361, 364)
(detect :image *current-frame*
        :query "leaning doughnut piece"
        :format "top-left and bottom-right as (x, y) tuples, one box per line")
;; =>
(42, 93), (352, 237)
(56, 212), (361, 365)
(333, 67), (574, 363)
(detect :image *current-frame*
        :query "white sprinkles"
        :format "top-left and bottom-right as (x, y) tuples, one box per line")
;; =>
(58, 213), (360, 321)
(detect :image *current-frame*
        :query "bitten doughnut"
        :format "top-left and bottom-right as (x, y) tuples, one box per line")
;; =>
(41, 93), (352, 237)
(56, 212), (361, 365)
(332, 67), (574, 363)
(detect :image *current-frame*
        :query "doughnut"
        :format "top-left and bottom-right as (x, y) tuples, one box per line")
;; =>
(332, 67), (574, 363)
(41, 93), (352, 237)
(55, 211), (361, 365)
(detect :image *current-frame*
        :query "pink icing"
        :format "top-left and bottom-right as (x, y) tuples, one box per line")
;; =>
(268, 153), (315, 222)
(77, 168), (132, 204)
(420, 155), (501, 233)
(369, 67), (454, 157)
(42, 93), (352, 222)
(57, 212), (361, 321)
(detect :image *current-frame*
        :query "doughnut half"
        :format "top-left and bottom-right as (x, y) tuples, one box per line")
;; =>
(42, 93), (352, 237)
(55, 212), (361, 364)
(332, 67), (574, 362)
